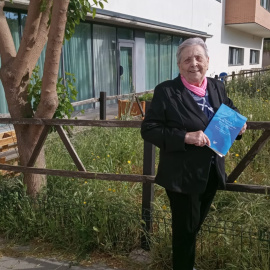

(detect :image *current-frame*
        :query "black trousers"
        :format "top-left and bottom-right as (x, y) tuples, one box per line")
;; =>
(166, 165), (219, 270)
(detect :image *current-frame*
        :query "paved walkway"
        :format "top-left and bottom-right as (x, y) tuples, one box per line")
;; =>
(0, 239), (151, 270)
(0, 236), (128, 270)
(0, 256), (120, 270)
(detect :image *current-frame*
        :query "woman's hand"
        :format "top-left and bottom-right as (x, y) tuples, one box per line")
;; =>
(239, 123), (247, 135)
(184, 130), (210, 147)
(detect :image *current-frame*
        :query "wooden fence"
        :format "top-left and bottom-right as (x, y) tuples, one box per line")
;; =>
(214, 67), (270, 82)
(0, 93), (270, 249)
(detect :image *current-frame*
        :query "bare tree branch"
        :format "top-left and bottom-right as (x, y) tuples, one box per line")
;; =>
(0, 0), (16, 65)
(28, 0), (53, 73)
(35, 0), (70, 118)
(13, 0), (43, 84)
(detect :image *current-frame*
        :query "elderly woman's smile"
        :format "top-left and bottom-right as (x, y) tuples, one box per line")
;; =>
(178, 45), (209, 87)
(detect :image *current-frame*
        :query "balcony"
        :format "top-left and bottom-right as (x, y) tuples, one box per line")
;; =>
(225, 0), (270, 38)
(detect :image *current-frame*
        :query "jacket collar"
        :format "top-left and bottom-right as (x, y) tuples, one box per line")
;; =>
(173, 75), (220, 126)
(207, 78), (221, 112)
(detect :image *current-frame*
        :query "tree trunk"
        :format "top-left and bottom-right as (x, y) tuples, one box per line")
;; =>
(15, 125), (47, 197)
(0, 0), (70, 197)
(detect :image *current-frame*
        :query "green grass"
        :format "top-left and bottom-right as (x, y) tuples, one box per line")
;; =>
(1, 72), (270, 269)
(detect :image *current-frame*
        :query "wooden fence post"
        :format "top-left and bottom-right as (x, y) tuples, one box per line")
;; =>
(232, 71), (235, 80)
(100, 91), (106, 120)
(141, 101), (155, 250)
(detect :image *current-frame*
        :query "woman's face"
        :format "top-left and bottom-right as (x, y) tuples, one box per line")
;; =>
(178, 45), (209, 86)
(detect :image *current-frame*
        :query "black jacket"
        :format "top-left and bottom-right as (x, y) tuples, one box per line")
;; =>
(141, 75), (240, 194)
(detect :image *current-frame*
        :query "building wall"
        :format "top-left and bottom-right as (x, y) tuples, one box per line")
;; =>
(255, 0), (270, 30)
(104, 0), (263, 77)
(0, 0), (267, 114)
(225, 0), (256, 24)
(6, 0), (265, 77)
(263, 52), (270, 67)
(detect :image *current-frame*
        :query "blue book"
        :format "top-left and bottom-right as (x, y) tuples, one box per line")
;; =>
(204, 103), (247, 157)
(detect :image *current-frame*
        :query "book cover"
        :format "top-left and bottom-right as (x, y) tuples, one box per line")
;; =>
(204, 103), (247, 157)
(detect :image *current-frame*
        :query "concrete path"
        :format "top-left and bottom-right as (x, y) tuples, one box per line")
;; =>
(0, 256), (119, 270)
(0, 238), (151, 270)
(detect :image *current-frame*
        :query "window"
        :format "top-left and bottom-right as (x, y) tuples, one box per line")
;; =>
(229, 47), (244, 65)
(64, 23), (93, 111)
(145, 32), (159, 90)
(260, 0), (270, 11)
(216, 0), (221, 2)
(160, 34), (172, 82)
(93, 25), (117, 100)
(250, 50), (260, 64)
(145, 33), (186, 90)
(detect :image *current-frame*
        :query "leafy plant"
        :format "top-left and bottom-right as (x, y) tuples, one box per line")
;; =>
(27, 66), (78, 128)
(138, 92), (153, 102)
(65, 0), (108, 40)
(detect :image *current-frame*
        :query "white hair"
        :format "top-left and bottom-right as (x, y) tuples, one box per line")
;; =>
(176, 37), (209, 64)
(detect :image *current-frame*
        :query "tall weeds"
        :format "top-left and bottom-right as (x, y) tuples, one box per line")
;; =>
(1, 72), (270, 269)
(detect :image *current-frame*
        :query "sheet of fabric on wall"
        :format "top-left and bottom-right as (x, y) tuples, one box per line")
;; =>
(93, 24), (117, 105)
(63, 23), (93, 112)
(145, 32), (159, 91)
(160, 34), (172, 83)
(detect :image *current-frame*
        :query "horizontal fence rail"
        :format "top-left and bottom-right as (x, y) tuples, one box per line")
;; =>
(0, 164), (155, 183)
(0, 118), (141, 128)
(71, 90), (154, 107)
(0, 118), (269, 129)
(0, 118), (270, 194)
(215, 68), (270, 81)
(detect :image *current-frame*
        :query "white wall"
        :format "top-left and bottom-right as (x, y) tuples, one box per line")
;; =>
(205, 0), (263, 77)
(103, 0), (264, 77)
(13, 0), (264, 77)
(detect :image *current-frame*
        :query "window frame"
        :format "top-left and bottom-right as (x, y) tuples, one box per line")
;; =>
(260, 0), (270, 12)
(250, 49), (260, 65)
(228, 46), (244, 66)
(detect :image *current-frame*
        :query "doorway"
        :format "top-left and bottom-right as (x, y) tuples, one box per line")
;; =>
(118, 40), (135, 95)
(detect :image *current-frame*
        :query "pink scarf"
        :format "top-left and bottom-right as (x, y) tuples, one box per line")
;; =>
(181, 75), (207, 97)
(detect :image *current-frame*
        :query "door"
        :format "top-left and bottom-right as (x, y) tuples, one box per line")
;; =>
(118, 40), (135, 95)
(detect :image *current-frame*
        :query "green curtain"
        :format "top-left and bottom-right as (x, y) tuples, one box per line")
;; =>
(172, 36), (185, 79)
(63, 23), (93, 111)
(0, 12), (20, 114)
(160, 34), (172, 82)
(93, 25), (117, 101)
(120, 47), (132, 94)
(145, 32), (159, 90)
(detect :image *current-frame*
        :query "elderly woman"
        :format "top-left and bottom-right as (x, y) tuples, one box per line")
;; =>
(141, 37), (246, 270)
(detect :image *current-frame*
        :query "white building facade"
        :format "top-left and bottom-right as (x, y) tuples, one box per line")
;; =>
(1, 0), (270, 114)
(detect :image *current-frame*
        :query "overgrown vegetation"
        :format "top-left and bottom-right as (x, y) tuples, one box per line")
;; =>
(28, 66), (78, 120)
(1, 71), (270, 269)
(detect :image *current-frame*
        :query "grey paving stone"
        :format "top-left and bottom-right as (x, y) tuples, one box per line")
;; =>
(0, 256), (124, 270)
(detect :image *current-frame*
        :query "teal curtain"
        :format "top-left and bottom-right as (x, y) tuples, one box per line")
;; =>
(145, 32), (159, 90)
(63, 23), (92, 111)
(120, 47), (132, 94)
(0, 12), (20, 114)
(172, 36), (185, 79)
(93, 25), (117, 100)
(160, 34), (172, 82)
